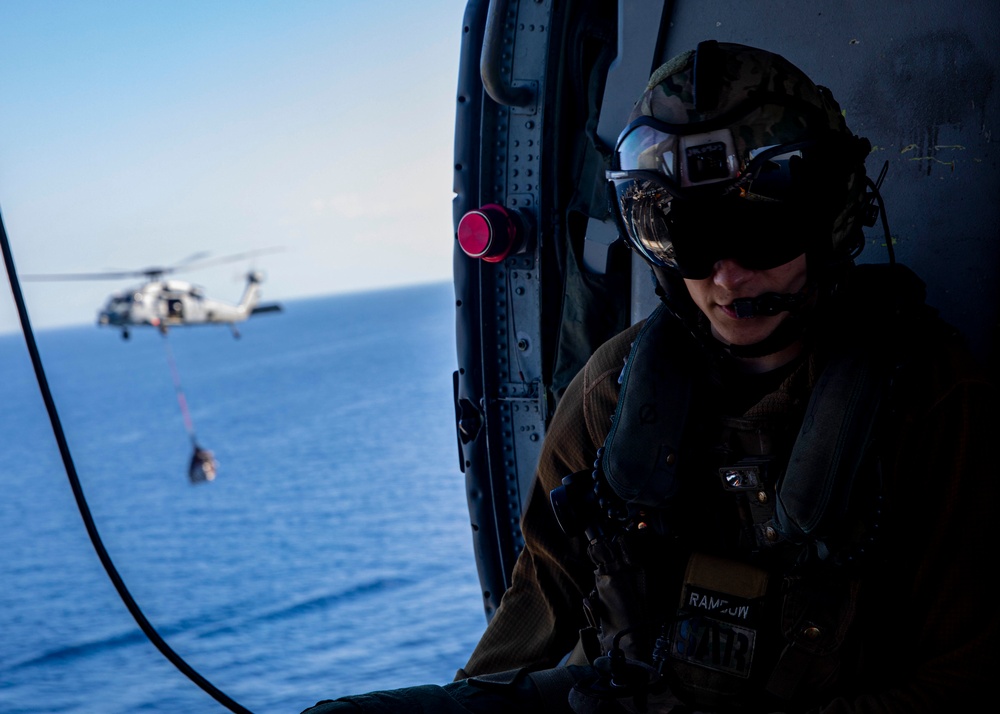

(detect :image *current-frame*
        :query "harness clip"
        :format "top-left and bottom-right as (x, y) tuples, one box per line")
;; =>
(719, 457), (770, 491)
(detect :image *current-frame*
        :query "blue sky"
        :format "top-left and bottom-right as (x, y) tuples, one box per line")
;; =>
(0, 0), (467, 333)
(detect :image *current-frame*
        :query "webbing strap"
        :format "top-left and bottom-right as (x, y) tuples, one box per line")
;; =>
(776, 349), (883, 540)
(765, 643), (813, 701)
(602, 304), (695, 506)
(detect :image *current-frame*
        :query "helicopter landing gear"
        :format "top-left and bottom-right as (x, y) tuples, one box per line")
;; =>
(121, 328), (130, 340)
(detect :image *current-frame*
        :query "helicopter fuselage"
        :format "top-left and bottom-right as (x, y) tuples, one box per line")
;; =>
(97, 272), (270, 334)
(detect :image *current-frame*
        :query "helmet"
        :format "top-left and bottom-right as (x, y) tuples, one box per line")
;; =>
(607, 41), (872, 280)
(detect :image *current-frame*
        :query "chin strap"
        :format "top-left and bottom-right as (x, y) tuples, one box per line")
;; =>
(720, 310), (809, 359)
(723, 288), (811, 358)
(720, 281), (817, 358)
(653, 272), (807, 362)
(653, 263), (845, 361)
(731, 288), (808, 318)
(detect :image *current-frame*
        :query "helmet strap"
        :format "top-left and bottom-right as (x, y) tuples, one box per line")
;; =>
(716, 254), (856, 359)
(716, 303), (811, 359)
(652, 261), (829, 362)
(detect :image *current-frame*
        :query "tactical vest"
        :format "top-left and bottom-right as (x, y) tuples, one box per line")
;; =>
(559, 264), (927, 713)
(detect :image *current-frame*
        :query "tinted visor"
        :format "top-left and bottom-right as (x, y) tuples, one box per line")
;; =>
(669, 198), (818, 278)
(608, 116), (830, 278)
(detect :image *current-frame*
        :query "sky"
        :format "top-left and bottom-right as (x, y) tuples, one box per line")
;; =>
(0, 0), (468, 333)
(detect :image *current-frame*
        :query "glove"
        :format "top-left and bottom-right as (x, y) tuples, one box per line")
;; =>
(567, 654), (687, 714)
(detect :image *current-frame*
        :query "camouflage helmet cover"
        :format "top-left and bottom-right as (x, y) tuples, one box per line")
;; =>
(623, 41), (870, 260)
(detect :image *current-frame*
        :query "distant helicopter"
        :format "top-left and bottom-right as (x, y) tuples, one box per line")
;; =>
(24, 249), (283, 339)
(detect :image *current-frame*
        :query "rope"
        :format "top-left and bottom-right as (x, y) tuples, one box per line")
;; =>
(161, 331), (197, 445)
(0, 206), (253, 714)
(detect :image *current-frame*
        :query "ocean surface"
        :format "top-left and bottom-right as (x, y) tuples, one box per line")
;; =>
(0, 282), (487, 713)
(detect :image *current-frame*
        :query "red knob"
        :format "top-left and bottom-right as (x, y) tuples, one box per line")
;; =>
(457, 203), (519, 263)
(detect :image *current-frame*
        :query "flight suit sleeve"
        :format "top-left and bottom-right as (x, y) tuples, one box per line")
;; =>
(458, 326), (636, 678)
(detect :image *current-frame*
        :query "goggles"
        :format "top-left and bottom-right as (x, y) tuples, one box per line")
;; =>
(606, 115), (832, 278)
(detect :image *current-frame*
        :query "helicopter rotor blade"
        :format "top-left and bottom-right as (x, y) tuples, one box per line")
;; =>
(21, 269), (151, 281)
(172, 251), (213, 267)
(174, 247), (284, 273)
(128, 252), (213, 280)
(20, 247), (283, 282)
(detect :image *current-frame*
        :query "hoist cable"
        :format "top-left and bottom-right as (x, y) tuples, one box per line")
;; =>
(161, 331), (198, 445)
(0, 206), (254, 714)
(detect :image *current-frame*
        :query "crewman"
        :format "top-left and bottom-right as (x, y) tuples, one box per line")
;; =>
(303, 41), (997, 714)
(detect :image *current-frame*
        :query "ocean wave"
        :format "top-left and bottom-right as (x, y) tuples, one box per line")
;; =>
(6, 575), (414, 675)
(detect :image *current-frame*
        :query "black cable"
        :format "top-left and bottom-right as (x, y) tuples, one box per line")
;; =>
(0, 206), (254, 714)
(867, 160), (895, 265)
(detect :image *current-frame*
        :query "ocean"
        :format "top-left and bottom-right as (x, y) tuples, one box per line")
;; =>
(0, 282), (487, 713)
